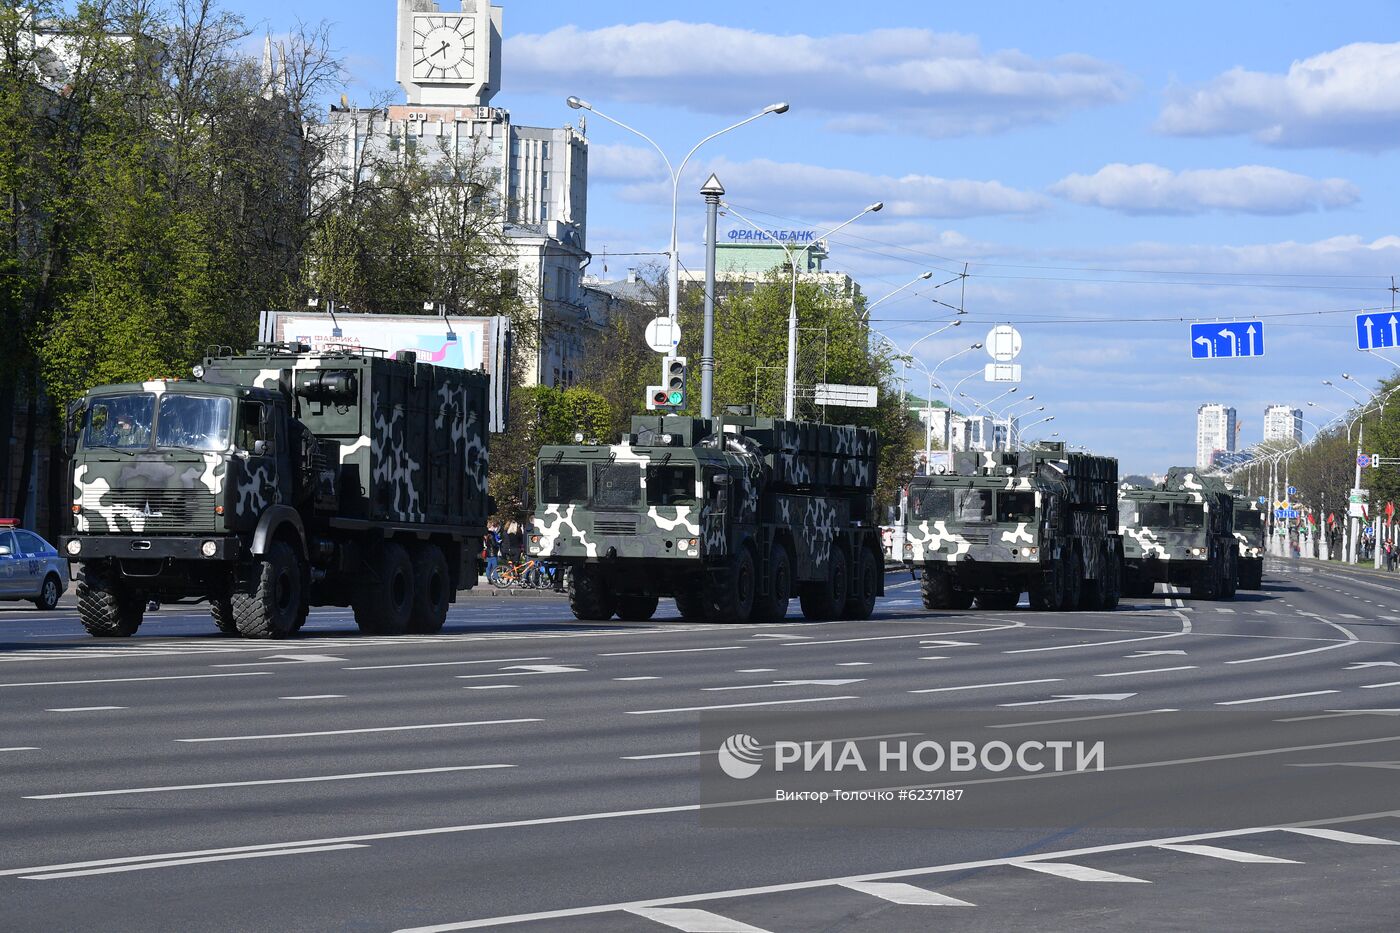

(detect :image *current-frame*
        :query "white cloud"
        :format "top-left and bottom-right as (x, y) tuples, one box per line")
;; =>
(587, 142), (667, 183)
(609, 157), (1046, 220)
(1157, 41), (1400, 150)
(1049, 163), (1359, 215)
(509, 23), (1132, 137)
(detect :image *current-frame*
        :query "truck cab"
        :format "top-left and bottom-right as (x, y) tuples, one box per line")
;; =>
(1119, 476), (1237, 600)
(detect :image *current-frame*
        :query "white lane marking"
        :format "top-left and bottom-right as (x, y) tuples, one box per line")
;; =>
(1, 747), (39, 752)
(839, 881), (974, 906)
(735, 669), (775, 673)
(1216, 691), (1339, 706)
(703, 679), (864, 692)
(909, 679), (1060, 695)
(626, 907), (771, 932)
(1095, 666), (1197, 677)
(990, 709), (1178, 730)
(465, 685), (519, 690)
(600, 646), (745, 657)
(620, 733), (922, 762)
(1215, 607), (1236, 614)
(1255, 610), (1277, 616)
(917, 656), (949, 660)
(1013, 862), (1149, 883)
(750, 634), (807, 640)
(1155, 843), (1300, 864)
(1, 672), (272, 688)
(279, 694), (345, 700)
(614, 676), (659, 681)
(1284, 827), (1400, 845)
(1361, 681), (1400, 689)
(1005, 633), (1185, 654)
(387, 811), (1400, 932)
(1000, 693), (1134, 708)
(836, 662), (871, 667)
(792, 623), (1024, 646)
(455, 665), (585, 679)
(24, 765), (514, 799)
(1339, 614), (1365, 620)
(1225, 621), (1359, 665)
(1126, 649), (1188, 658)
(212, 653), (346, 667)
(344, 657), (551, 671)
(21, 844), (368, 880)
(1275, 710), (1400, 722)
(176, 719), (540, 743)
(45, 706), (125, 712)
(627, 697), (859, 715)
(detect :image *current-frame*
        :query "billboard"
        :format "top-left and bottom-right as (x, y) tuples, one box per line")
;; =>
(258, 311), (512, 433)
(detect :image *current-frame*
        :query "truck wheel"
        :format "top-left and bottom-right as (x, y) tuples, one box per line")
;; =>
(1030, 557), (1065, 610)
(569, 566), (615, 621)
(616, 595), (660, 621)
(76, 565), (143, 637)
(714, 547), (758, 623)
(1097, 556), (1121, 611)
(1240, 560), (1263, 589)
(921, 568), (970, 610)
(751, 542), (793, 623)
(674, 584), (711, 622)
(210, 595), (238, 636)
(800, 547), (847, 621)
(1220, 552), (1237, 599)
(1058, 550), (1083, 611)
(232, 541), (303, 639)
(353, 542), (414, 635)
(408, 545), (451, 634)
(1189, 562), (1219, 600)
(843, 546), (879, 621)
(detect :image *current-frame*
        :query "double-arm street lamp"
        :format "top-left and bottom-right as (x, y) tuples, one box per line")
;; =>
(564, 96), (788, 328)
(723, 201), (884, 418)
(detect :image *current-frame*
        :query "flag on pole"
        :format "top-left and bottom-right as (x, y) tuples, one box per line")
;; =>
(1328, 512), (1336, 525)
(1387, 501), (1395, 521)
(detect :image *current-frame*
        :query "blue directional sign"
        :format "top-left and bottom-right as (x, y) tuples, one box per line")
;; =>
(1356, 311), (1400, 351)
(1257, 495), (1268, 505)
(1275, 508), (1300, 520)
(1359, 454), (1372, 467)
(1287, 485), (1296, 496)
(1190, 321), (1264, 359)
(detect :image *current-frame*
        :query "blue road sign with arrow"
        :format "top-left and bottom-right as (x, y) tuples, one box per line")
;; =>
(1287, 485), (1296, 496)
(1356, 311), (1400, 351)
(1257, 495), (1268, 504)
(1275, 508), (1300, 519)
(1190, 321), (1264, 359)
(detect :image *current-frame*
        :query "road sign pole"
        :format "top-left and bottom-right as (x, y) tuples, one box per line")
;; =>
(1351, 421), (1364, 564)
(699, 175), (723, 418)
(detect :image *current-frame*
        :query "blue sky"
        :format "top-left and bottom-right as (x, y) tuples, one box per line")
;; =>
(237, 1), (1400, 472)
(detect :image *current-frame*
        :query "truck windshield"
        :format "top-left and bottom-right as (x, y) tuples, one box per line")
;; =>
(83, 394), (155, 449)
(593, 462), (642, 508)
(1137, 502), (1203, 528)
(541, 463), (588, 504)
(1235, 510), (1263, 531)
(156, 395), (231, 451)
(997, 491), (1036, 523)
(910, 487), (993, 523)
(646, 464), (697, 506)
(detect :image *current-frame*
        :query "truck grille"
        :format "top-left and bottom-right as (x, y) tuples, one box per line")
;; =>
(80, 489), (218, 533)
(957, 529), (991, 545)
(595, 519), (638, 536)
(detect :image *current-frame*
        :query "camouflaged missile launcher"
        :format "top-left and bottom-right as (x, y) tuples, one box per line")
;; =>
(903, 442), (1124, 612)
(63, 344), (491, 639)
(1231, 494), (1266, 590)
(1118, 468), (1237, 600)
(531, 415), (883, 624)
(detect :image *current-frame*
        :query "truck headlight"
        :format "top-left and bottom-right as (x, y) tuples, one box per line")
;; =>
(201, 540), (218, 557)
(1191, 547), (1204, 556)
(66, 539), (81, 556)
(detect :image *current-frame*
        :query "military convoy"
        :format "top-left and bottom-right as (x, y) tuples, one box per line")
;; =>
(529, 415), (883, 623)
(901, 444), (1122, 611)
(62, 344), (492, 638)
(1119, 468), (1237, 600)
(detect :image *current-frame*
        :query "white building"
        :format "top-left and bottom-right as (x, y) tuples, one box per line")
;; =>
(678, 231), (863, 302)
(318, 1), (598, 387)
(1196, 403), (1237, 469)
(1263, 405), (1303, 445)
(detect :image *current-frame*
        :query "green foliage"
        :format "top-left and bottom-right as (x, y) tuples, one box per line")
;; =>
(488, 384), (614, 521)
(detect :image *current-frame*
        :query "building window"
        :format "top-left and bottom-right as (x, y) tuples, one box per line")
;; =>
(540, 142), (549, 160)
(501, 269), (518, 297)
(541, 171), (549, 190)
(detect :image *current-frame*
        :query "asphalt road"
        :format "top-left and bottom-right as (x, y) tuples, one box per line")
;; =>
(3, 559), (1400, 932)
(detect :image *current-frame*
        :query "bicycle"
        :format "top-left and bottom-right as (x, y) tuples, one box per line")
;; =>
(488, 557), (547, 589)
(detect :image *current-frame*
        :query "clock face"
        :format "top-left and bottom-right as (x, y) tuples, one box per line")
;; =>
(412, 15), (475, 81)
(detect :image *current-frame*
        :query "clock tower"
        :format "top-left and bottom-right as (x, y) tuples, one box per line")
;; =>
(397, 1), (503, 107)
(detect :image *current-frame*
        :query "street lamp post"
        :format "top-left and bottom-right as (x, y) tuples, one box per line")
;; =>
(860, 271), (934, 324)
(936, 348), (983, 451)
(723, 201), (883, 419)
(565, 97), (787, 330)
(1017, 415), (1056, 448)
(886, 320), (964, 407)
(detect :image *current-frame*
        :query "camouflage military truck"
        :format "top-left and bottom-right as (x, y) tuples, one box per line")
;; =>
(902, 444), (1122, 612)
(1119, 468), (1237, 600)
(1231, 493), (1266, 590)
(62, 344), (491, 638)
(529, 415), (882, 623)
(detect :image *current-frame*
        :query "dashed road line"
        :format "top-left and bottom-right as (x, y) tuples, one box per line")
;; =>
(23, 765), (514, 799)
(176, 719), (541, 743)
(1216, 690), (1338, 706)
(1155, 843), (1300, 864)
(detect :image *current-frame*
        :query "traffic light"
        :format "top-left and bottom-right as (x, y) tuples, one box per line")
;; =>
(645, 385), (667, 410)
(663, 355), (687, 408)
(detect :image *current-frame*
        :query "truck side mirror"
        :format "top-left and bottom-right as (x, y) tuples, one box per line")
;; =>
(0, 544), (11, 557)
(64, 402), (86, 457)
(253, 440), (268, 456)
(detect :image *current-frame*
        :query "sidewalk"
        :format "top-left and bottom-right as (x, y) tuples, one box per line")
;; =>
(1288, 554), (1400, 580)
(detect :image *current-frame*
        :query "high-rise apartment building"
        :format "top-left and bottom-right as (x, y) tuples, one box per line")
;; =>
(1196, 403), (1237, 469)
